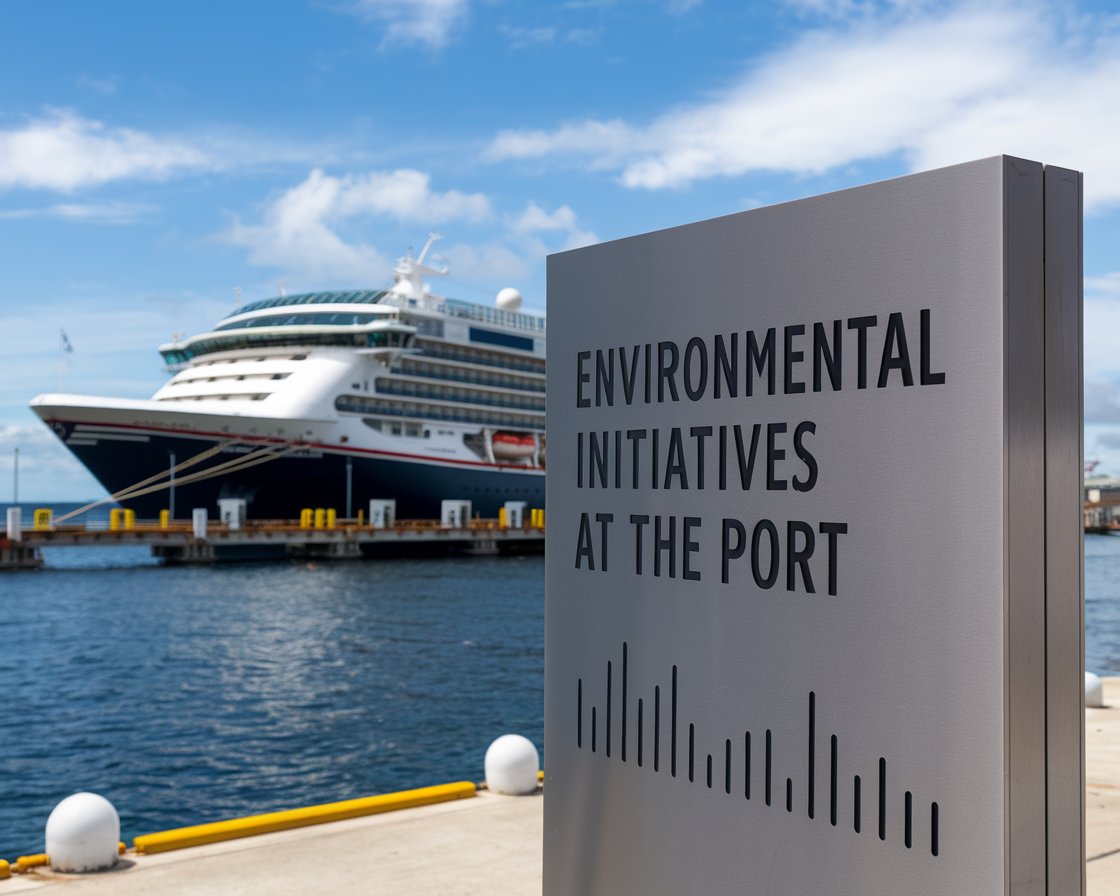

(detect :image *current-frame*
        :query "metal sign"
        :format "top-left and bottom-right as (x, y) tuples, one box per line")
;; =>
(544, 157), (1083, 895)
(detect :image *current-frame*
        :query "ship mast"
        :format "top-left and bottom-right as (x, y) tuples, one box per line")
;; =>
(389, 232), (448, 302)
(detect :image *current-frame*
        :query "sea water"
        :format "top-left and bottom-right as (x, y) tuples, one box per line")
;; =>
(1, 506), (1119, 858)
(0, 503), (543, 857)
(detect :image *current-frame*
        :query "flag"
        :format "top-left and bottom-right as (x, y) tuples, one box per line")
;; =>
(60, 328), (73, 353)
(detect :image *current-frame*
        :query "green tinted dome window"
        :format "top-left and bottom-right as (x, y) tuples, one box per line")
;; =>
(229, 290), (389, 317)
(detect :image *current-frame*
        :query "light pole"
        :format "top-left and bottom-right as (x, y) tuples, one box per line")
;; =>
(168, 450), (176, 520)
(345, 456), (353, 519)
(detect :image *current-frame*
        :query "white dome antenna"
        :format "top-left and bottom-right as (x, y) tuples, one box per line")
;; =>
(496, 287), (522, 311)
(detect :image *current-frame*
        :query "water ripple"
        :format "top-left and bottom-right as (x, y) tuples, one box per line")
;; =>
(0, 553), (544, 857)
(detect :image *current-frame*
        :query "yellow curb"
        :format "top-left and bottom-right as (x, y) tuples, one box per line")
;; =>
(133, 780), (477, 855)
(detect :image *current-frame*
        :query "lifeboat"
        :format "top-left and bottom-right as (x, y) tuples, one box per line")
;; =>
(491, 431), (537, 460)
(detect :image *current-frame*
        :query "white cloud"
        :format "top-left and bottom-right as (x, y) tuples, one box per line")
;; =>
(1085, 283), (1120, 382)
(223, 168), (490, 281)
(487, 119), (638, 168)
(443, 242), (532, 288)
(1087, 272), (1120, 302)
(487, 3), (1120, 209)
(499, 24), (558, 48)
(346, 0), (468, 49)
(513, 201), (597, 252)
(0, 423), (105, 501)
(77, 74), (121, 96)
(0, 201), (154, 224)
(0, 111), (211, 192)
(1085, 382), (1120, 424)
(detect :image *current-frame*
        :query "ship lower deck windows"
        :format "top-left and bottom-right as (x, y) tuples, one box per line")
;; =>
(362, 417), (426, 437)
(414, 338), (544, 376)
(374, 377), (545, 413)
(340, 395), (542, 430)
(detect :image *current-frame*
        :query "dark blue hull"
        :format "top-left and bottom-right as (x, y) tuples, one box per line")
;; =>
(52, 424), (544, 521)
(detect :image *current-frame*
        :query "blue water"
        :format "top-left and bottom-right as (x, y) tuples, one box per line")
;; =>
(3, 504), (1120, 859)
(0, 503), (544, 858)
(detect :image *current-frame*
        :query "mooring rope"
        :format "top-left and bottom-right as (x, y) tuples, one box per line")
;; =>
(103, 444), (302, 504)
(54, 441), (232, 523)
(54, 441), (300, 523)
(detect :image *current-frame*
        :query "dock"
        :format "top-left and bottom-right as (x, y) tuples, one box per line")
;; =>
(1, 513), (544, 569)
(4, 678), (1120, 893)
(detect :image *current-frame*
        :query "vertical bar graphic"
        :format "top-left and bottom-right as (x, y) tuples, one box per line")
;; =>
(621, 642), (628, 762)
(637, 698), (644, 767)
(854, 775), (862, 832)
(606, 661), (612, 758)
(572, 662), (945, 858)
(808, 691), (816, 819)
(830, 734), (838, 825)
(577, 678), (582, 749)
(671, 665), (678, 777)
(878, 758), (887, 841)
(745, 731), (751, 800)
(765, 729), (772, 806)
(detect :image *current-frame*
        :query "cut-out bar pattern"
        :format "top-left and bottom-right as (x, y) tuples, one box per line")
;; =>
(575, 642), (941, 857)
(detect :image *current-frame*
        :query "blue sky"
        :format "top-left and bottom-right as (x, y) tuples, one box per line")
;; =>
(2, 0), (1120, 499)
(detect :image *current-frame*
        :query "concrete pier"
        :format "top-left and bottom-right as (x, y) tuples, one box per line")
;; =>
(4, 678), (1120, 894)
(1, 517), (543, 567)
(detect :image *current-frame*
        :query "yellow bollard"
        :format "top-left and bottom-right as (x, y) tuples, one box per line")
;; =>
(357, 509), (365, 527)
(326, 508), (337, 529)
(109, 508), (122, 531)
(123, 508), (136, 530)
(300, 508), (313, 529)
(314, 508), (326, 529)
(159, 509), (170, 529)
(499, 507), (508, 528)
(33, 508), (53, 531)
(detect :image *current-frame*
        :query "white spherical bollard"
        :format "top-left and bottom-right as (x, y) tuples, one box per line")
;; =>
(45, 792), (120, 872)
(484, 734), (540, 795)
(1086, 671), (1105, 708)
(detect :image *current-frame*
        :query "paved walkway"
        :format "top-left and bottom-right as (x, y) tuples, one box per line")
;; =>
(5, 677), (1120, 894)
(1087, 678), (1120, 893)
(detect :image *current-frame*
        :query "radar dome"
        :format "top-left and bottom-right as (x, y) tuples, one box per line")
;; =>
(496, 287), (522, 311)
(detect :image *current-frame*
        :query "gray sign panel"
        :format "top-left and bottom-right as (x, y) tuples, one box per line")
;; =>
(545, 157), (1083, 895)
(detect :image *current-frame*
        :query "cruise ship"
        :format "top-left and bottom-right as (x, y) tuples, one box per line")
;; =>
(30, 237), (546, 521)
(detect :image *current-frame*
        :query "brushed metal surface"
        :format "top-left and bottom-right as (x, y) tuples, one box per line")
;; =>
(1004, 156), (1047, 896)
(544, 156), (1082, 895)
(1043, 165), (1086, 896)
